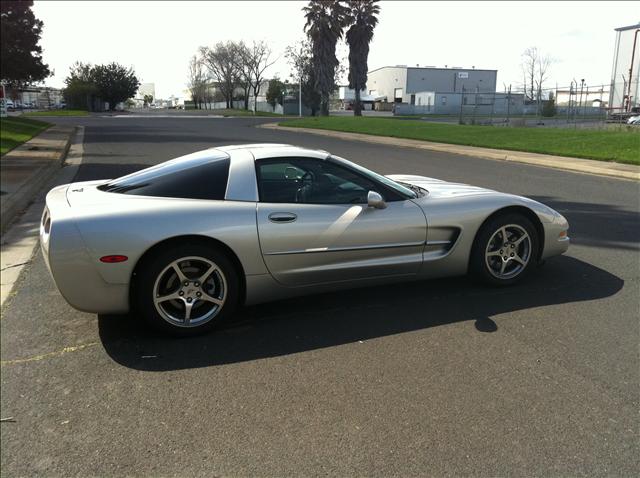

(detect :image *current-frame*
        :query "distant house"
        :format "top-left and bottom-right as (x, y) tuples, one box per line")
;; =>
(337, 86), (380, 110)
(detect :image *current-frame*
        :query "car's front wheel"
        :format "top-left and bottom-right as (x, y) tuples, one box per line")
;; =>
(470, 213), (539, 286)
(135, 243), (239, 336)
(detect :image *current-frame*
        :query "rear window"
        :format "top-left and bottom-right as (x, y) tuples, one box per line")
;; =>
(98, 155), (230, 200)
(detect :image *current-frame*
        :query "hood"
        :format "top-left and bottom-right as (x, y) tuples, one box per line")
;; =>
(387, 174), (496, 199)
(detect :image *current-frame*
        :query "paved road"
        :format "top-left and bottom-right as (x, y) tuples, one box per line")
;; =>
(2, 116), (638, 476)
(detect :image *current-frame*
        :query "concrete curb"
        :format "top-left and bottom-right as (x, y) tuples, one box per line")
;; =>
(0, 126), (76, 234)
(259, 123), (640, 181)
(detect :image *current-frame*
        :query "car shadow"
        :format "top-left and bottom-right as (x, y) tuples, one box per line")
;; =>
(98, 255), (623, 371)
(530, 195), (640, 252)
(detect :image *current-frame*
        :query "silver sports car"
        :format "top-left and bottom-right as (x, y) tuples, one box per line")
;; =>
(41, 144), (569, 335)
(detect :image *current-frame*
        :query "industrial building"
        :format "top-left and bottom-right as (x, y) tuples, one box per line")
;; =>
(609, 23), (639, 112)
(363, 65), (521, 115)
(367, 65), (497, 101)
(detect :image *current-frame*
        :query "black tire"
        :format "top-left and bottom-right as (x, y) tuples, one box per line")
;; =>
(134, 242), (239, 336)
(470, 213), (539, 286)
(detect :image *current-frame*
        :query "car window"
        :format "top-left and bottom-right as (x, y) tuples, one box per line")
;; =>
(256, 157), (390, 204)
(99, 155), (230, 200)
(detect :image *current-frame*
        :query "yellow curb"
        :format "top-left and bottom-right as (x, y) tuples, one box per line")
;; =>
(260, 123), (640, 181)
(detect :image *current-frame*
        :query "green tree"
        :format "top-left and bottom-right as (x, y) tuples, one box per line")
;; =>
(63, 62), (96, 110)
(92, 63), (140, 110)
(542, 91), (557, 117)
(0, 0), (50, 86)
(143, 94), (153, 107)
(303, 0), (350, 116)
(285, 40), (321, 115)
(266, 77), (285, 110)
(345, 0), (379, 116)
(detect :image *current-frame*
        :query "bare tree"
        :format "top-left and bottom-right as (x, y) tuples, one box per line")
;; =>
(521, 47), (538, 103)
(200, 41), (240, 109)
(535, 53), (553, 100)
(234, 41), (252, 110)
(187, 55), (206, 109)
(521, 46), (553, 104)
(245, 41), (276, 113)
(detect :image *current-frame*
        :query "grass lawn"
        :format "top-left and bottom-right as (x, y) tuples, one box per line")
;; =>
(282, 117), (640, 165)
(22, 109), (89, 117)
(1, 117), (51, 155)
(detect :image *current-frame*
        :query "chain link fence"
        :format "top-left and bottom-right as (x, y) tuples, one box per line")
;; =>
(394, 82), (638, 130)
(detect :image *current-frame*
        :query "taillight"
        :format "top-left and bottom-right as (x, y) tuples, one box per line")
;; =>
(41, 208), (51, 234)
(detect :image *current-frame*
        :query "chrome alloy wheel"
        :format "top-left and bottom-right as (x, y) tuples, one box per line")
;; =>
(152, 256), (227, 327)
(484, 224), (532, 280)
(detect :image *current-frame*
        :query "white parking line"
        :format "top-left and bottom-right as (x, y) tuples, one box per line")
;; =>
(0, 127), (85, 308)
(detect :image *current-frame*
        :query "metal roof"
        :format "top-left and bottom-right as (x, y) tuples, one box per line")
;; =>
(614, 23), (640, 32)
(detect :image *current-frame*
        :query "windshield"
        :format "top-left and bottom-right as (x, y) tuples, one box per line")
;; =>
(328, 155), (417, 199)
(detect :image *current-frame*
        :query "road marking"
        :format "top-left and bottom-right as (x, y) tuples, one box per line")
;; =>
(0, 342), (99, 366)
(0, 127), (84, 308)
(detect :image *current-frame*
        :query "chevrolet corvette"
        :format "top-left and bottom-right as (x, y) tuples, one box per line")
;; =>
(41, 144), (569, 335)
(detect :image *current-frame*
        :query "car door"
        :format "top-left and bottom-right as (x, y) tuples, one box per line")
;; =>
(255, 157), (427, 287)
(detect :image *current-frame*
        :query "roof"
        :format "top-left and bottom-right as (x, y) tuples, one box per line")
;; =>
(213, 143), (330, 161)
(615, 23), (640, 32)
(368, 65), (497, 74)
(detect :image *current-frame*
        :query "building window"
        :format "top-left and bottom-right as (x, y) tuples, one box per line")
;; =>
(410, 94), (415, 105)
(441, 96), (447, 105)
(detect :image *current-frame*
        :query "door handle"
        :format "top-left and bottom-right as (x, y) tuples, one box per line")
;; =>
(268, 212), (297, 223)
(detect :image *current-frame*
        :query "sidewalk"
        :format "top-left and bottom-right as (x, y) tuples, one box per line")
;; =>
(0, 125), (76, 233)
(260, 123), (640, 181)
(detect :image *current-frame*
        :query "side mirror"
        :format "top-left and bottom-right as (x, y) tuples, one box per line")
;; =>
(367, 191), (387, 209)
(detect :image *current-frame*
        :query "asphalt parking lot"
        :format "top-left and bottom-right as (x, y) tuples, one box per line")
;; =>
(1, 116), (638, 476)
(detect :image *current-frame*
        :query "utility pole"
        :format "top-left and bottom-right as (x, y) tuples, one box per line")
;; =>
(626, 28), (639, 112)
(579, 79), (585, 119)
(472, 86), (479, 121)
(584, 85), (589, 120)
(567, 80), (575, 123)
(299, 69), (302, 117)
(489, 89), (496, 124)
(506, 85), (511, 124)
(458, 86), (465, 124)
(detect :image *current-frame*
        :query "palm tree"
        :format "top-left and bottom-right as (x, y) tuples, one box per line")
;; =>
(303, 0), (349, 116)
(345, 0), (380, 116)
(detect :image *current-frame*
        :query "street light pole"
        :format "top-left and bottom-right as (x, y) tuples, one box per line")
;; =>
(579, 79), (585, 119)
(299, 67), (302, 117)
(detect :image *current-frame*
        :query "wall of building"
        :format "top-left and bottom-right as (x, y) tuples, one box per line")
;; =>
(407, 68), (497, 94)
(366, 67), (409, 102)
(395, 92), (524, 115)
(367, 66), (498, 104)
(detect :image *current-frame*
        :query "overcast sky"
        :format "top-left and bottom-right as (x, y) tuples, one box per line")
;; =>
(33, 1), (638, 99)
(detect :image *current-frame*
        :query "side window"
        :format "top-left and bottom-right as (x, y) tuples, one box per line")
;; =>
(99, 156), (230, 200)
(256, 158), (380, 204)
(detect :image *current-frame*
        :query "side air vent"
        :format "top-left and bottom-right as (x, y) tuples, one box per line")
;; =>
(424, 227), (461, 260)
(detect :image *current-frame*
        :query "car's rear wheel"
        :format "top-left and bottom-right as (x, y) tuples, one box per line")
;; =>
(470, 213), (539, 286)
(135, 244), (239, 336)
